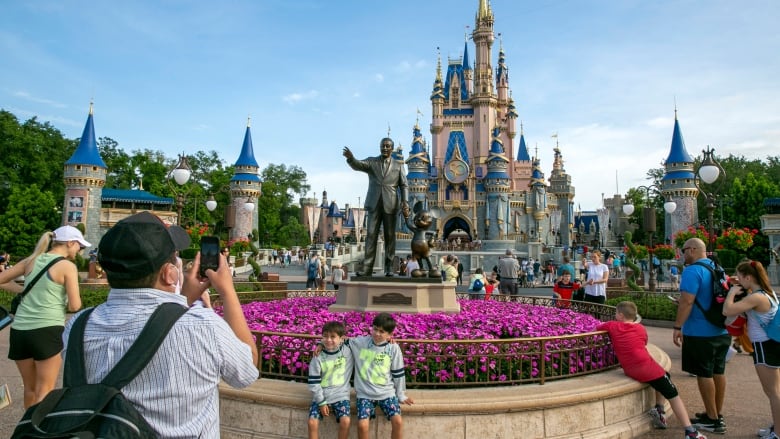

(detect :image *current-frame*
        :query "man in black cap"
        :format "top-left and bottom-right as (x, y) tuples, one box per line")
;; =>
(62, 211), (258, 438)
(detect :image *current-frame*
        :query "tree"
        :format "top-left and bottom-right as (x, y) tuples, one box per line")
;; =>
(0, 184), (59, 255)
(257, 164), (310, 247)
(0, 110), (76, 209)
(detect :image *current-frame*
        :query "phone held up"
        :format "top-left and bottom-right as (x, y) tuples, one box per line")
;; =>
(199, 236), (220, 278)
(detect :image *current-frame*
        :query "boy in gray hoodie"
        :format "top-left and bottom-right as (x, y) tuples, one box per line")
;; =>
(308, 321), (353, 439)
(349, 313), (414, 439)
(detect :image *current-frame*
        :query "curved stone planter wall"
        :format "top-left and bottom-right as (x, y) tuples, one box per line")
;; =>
(219, 344), (670, 438)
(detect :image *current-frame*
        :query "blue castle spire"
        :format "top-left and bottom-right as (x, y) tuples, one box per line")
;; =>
(664, 109), (693, 164)
(463, 40), (471, 70)
(516, 123), (531, 161)
(235, 122), (259, 168)
(65, 103), (107, 168)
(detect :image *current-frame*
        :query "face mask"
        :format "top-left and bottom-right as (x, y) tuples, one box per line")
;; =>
(170, 264), (182, 295)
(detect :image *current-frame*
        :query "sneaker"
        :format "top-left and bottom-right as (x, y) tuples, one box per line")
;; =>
(758, 426), (776, 438)
(692, 414), (727, 434)
(686, 430), (708, 439)
(692, 412), (725, 427)
(649, 407), (668, 429)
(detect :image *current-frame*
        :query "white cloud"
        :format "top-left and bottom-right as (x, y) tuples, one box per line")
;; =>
(282, 90), (319, 104)
(13, 90), (67, 108)
(374, 73), (384, 82)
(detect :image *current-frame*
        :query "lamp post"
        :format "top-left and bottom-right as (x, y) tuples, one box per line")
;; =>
(694, 146), (725, 255)
(623, 185), (677, 292)
(168, 154), (193, 226)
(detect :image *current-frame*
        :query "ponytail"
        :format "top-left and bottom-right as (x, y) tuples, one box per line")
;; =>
(29, 231), (55, 261)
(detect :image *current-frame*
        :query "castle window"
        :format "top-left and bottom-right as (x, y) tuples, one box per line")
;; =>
(75, 165), (82, 171)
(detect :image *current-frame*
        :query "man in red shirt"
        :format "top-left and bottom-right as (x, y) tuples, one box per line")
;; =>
(597, 302), (707, 439)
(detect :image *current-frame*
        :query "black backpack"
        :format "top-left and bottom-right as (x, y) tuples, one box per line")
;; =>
(12, 302), (187, 438)
(692, 261), (730, 328)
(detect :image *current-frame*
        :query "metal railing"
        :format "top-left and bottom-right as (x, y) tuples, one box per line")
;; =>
(234, 291), (618, 387)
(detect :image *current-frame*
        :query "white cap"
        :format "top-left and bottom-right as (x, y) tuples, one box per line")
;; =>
(53, 225), (91, 248)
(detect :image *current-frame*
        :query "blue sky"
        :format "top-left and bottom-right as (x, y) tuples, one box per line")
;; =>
(2, 0), (778, 211)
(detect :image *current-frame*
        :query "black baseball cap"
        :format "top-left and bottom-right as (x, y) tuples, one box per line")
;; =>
(98, 211), (191, 280)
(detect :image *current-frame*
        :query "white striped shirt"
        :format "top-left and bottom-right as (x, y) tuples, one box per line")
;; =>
(63, 288), (257, 438)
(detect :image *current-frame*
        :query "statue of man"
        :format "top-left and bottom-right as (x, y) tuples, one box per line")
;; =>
(343, 138), (410, 276)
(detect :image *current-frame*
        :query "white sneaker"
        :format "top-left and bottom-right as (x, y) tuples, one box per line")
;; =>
(758, 425), (775, 438)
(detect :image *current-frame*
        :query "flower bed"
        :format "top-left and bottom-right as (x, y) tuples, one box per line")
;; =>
(234, 297), (618, 387)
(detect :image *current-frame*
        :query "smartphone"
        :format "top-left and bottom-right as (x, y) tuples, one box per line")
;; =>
(199, 236), (220, 277)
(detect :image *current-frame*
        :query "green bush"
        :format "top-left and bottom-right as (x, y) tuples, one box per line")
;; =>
(715, 249), (741, 272)
(180, 248), (199, 260)
(606, 293), (677, 321)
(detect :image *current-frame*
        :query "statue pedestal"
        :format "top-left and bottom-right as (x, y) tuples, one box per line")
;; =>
(329, 278), (460, 314)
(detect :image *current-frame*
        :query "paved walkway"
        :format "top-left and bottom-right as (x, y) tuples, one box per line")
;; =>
(0, 269), (775, 437)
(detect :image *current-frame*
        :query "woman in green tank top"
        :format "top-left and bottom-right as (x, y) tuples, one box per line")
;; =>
(0, 225), (89, 408)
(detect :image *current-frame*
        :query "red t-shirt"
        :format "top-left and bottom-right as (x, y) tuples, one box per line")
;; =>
(553, 281), (580, 308)
(595, 321), (665, 382)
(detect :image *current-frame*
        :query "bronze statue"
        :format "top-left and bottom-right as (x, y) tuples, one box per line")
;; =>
(343, 138), (410, 276)
(405, 201), (436, 277)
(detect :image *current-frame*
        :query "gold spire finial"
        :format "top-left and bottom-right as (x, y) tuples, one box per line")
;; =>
(89, 99), (94, 115)
(436, 47), (442, 82)
(387, 123), (391, 138)
(247, 115), (251, 127)
(674, 97), (678, 120)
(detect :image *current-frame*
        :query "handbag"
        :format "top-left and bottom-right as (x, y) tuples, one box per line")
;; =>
(10, 256), (66, 315)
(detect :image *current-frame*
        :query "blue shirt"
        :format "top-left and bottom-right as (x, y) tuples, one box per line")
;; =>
(679, 258), (728, 337)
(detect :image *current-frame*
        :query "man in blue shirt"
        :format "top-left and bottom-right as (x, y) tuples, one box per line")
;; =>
(673, 238), (729, 434)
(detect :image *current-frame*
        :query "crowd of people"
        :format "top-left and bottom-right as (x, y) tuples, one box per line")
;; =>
(1, 220), (778, 438)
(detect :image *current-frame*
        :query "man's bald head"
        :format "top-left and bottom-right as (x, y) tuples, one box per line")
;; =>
(683, 238), (707, 262)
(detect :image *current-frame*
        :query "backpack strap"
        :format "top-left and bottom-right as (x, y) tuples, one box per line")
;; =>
(691, 261), (715, 315)
(64, 302), (187, 389)
(15, 256), (66, 307)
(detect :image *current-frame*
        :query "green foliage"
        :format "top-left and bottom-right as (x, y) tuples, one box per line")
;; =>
(0, 184), (60, 255)
(622, 232), (644, 292)
(0, 110), (76, 210)
(180, 248), (199, 260)
(606, 294), (678, 321)
(716, 249), (741, 271)
(257, 164), (310, 248)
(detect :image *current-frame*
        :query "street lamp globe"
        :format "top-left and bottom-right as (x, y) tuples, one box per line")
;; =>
(170, 154), (192, 186)
(663, 201), (677, 214)
(622, 203), (635, 216)
(698, 146), (722, 184)
(243, 198), (255, 212)
(205, 195), (218, 212)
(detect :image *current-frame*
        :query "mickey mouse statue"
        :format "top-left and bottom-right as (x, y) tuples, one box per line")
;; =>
(405, 201), (438, 278)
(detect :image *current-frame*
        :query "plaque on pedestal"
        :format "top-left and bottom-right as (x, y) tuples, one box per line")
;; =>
(329, 278), (460, 314)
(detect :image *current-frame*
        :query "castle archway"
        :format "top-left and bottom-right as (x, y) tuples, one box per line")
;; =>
(442, 216), (472, 242)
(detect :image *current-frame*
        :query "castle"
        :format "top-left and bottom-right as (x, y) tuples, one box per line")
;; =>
(62, 103), (261, 245)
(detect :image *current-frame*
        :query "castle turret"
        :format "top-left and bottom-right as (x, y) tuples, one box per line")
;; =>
(63, 102), (106, 249)
(230, 118), (262, 241)
(661, 109), (698, 244)
(463, 37), (473, 95)
(405, 123), (431, 209)
(529, 155), (548, 241)
(548, 144), (576, 248)
(483, 126), (511, 239)
(512, 122), (533, 192)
